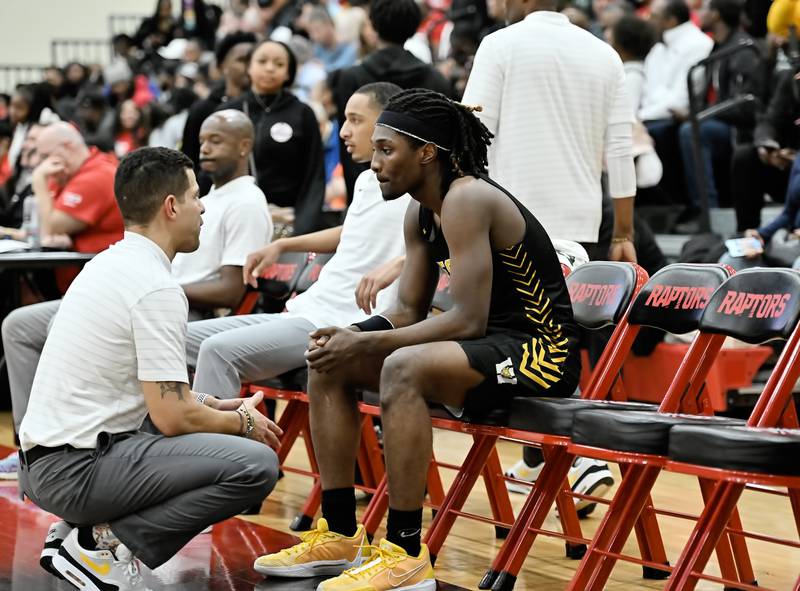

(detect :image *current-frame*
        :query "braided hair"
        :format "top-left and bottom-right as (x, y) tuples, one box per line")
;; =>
(383, 88), (494, 197)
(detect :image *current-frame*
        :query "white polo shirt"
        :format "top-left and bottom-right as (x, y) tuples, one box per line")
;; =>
(172, 175), (272, 285)
(19, 232), (189, 451)
(285, 170), (409, 328)
(462, 11), (635, 243)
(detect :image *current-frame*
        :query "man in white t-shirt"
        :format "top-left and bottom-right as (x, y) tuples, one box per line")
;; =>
(18, 147), (281, 591)
(173, 109), (273, 317)
(186, 82), (408, 397)
(0, 112), (271, 479)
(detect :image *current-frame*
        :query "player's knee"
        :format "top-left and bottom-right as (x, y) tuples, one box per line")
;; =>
(307, 367), (346, 402)
(380, 349), (422, 409)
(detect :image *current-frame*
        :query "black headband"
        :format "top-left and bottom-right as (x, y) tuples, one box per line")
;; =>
(376, 110), (452, 151)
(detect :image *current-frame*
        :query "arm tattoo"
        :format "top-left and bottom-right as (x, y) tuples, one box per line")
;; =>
(159, 381), (186, 401)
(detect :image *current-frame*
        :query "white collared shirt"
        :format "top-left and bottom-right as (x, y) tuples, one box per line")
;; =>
(20, 232), (190, 450)
(639, 21), (713, 121)
(172, 175), (272, 285)
(462, 11), (635, 243)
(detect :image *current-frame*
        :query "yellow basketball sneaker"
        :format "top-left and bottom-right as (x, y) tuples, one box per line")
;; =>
(254, 518), (368, 578)
(316, 539), (435, 591)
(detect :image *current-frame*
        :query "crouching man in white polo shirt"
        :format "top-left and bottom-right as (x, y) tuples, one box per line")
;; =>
(17, 147), (281, 591)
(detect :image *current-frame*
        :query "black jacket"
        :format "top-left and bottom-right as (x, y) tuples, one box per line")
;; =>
(183, 84), (225, 169)
(224, 90), (325, 235)
(753, 69), (800, 150)
(329, 46), (454, 199)
(182, 84), (227, 195)
(701, 30), (765, 137)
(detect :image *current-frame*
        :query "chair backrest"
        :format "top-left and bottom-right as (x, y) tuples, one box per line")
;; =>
(566, 262), (648, 400)
(582, 264), (730, 405)
(256, 251), (309, 301)
(627, 263), (732, 334)
(567, 262), (645, 330)
(656, 268), (800, 416)
(700, 269), (800, 427)
(294, 252), (335, 295)
(699, 268), (800, 343)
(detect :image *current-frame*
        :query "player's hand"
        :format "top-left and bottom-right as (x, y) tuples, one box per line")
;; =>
(243, 242), (283, 288)
(307, 332), (330, 354)
(305, 327), (366, 373)
(240, 392), (283, 449)
(355, 257), (404, 314)
(608, 239), (637, 263)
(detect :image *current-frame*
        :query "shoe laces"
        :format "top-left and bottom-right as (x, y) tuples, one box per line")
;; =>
(343, 544), (400, 579)
(283, 527), (339, 556)
(115, 546), (148, 589)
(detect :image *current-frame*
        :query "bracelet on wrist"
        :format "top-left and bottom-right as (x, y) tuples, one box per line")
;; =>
(237, 405), (255, 438)
(611, 236), (632, 244)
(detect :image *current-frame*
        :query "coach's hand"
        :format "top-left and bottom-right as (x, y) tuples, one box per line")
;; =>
(240, 392), (283, 449)
(305, 327), (365, 373)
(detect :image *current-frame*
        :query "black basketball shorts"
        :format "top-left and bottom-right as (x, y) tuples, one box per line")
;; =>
(456, 330), (581, 418)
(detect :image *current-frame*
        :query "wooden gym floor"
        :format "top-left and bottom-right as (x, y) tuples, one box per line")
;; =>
(1, 410), (797, 590)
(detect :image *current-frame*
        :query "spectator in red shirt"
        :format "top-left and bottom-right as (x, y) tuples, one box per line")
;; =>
(32, 122), (124, 255)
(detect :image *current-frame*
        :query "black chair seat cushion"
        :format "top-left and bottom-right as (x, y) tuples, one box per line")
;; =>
(256, 367), (309, 392)
(572, 410), (744, 455)
(360, 390), (508, 426)
(508, 398), (657, 436)
(669, 425), (800, 476)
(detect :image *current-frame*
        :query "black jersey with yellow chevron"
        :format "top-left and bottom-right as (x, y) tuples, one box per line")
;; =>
(419, 175), (581, 396)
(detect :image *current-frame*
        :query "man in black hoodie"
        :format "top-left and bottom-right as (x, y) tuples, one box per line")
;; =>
(328, 0), (453, 199)
(182, 32), (256, 194)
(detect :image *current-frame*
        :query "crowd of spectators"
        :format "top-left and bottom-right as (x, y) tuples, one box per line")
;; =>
(1, 0), (798, 245)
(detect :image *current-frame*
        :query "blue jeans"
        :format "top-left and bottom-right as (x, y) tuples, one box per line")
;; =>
(679, 118), (733, 209)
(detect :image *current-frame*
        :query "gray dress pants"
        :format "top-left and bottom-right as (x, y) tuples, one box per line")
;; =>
(1, 299), (61, 431)
(187, 314), (316, 398)
(19, 430), (279, 569)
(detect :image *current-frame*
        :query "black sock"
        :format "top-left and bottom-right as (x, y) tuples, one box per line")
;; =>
(77, 526), (96, 550)
(321, 487), (357, 537)
(386, 507), (422, 557)
(523, 446), (544, 468)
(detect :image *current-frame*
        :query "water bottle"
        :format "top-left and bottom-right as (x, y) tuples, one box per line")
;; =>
(22, 195), (40, 249)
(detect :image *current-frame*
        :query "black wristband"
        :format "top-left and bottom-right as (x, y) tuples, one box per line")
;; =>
(352, 315), (394, 332)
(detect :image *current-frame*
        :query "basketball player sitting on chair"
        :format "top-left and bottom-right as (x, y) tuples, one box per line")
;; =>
(254, 88), (582, 590)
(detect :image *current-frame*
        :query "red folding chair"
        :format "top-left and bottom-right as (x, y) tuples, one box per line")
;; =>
(563, 267), (800, 591)
(359, 261), (647, 582)
(655, 268), (800, 590)
(482, 263), (743, 591)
